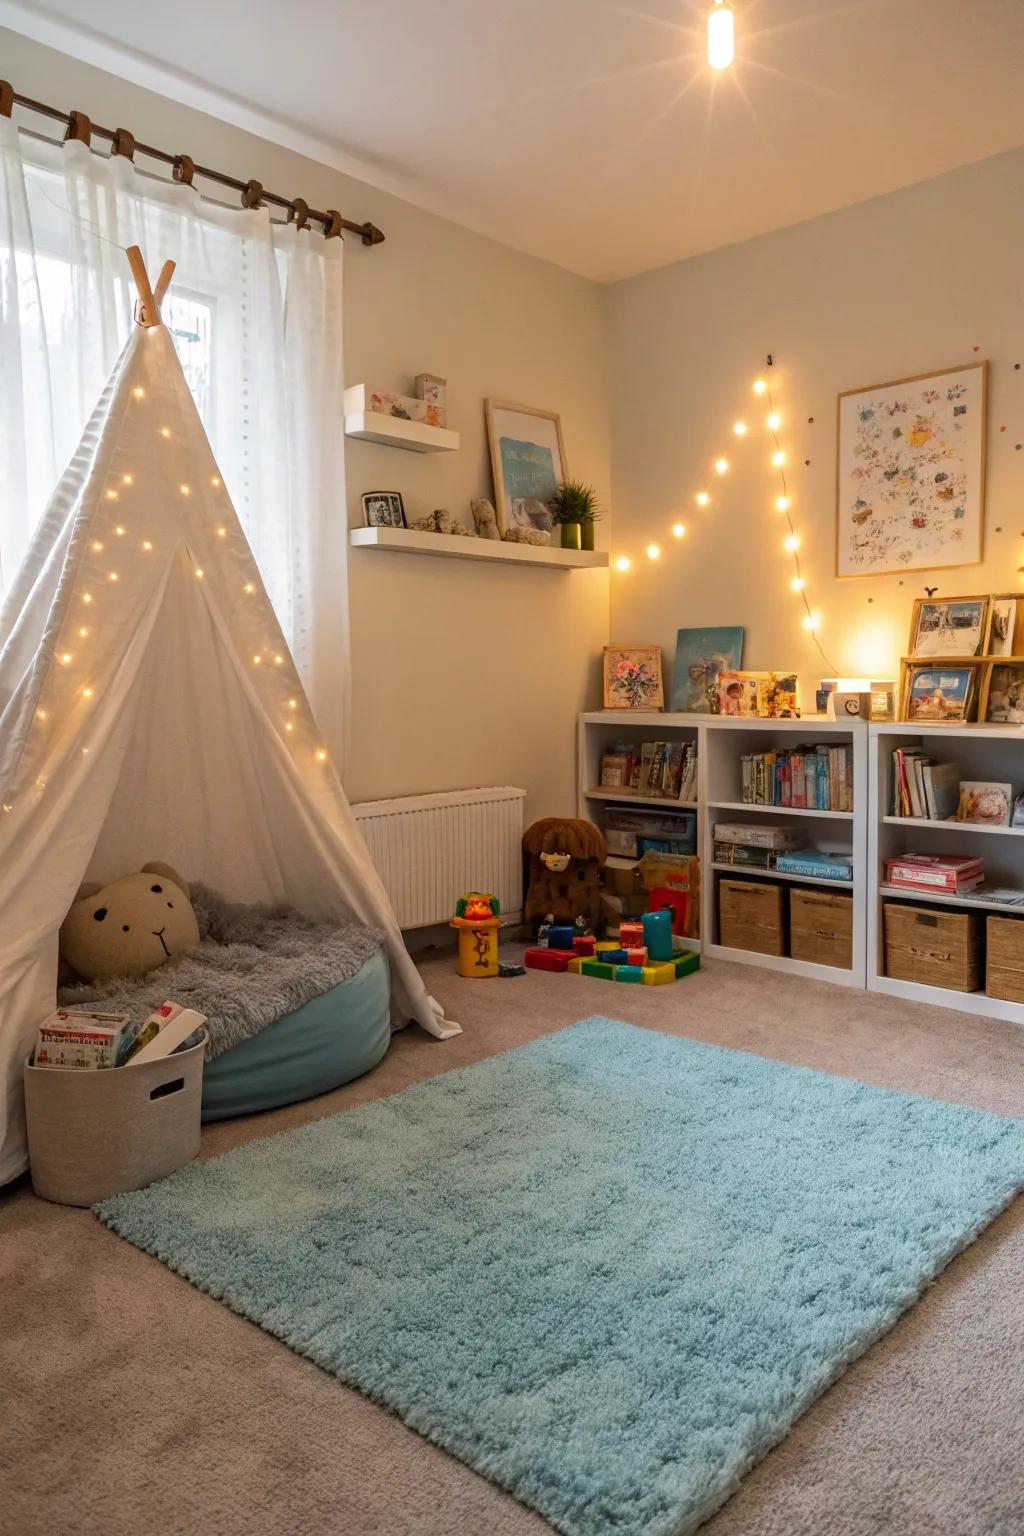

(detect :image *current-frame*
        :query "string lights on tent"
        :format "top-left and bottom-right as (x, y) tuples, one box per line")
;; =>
(614, 357), (838, 673)
(707, 0), (735, 70)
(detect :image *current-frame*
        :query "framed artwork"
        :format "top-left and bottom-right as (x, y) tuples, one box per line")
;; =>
(836, 362), (987, 578)
(485, 399), (567, 537)
(756, 673), (799, 719)
(901, 663), (978, 723)
(362, 491), (406, 528)
(603, 645), (664, 711)
(670, 626), (744, 713)
(714, 671), (760, 717)
(983, 663), (1024, 724)
(986, 595), (1021, 658)
(908, 595), (988, 658)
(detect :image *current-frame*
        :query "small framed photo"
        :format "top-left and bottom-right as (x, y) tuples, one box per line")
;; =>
(908, 596), (988, 658)
(983, 662), (1024, 724)
(986, 595), (1022, 658)
(362, 491), (406, 529)
(603, 645), (664, 711)
(715, 671), (760, 717)
(485, 399), (567, 538)
(902, 663), (978, 723)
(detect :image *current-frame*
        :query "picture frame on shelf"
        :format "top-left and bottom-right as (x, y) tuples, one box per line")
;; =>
(714, 671), (759, 717)
(955, 781), (1013, 827)
(982, 662), (1024, 724)
(908, 595), (988, 658)
(670, 626), (745, 713)
(602, 645), (664, 711)
(836, 362), (987, 578)
(361, 491), (406, 529)
(986, 595), (1021, 658)
(901, 662), (978, 723)
(756, 673), (800, 719)
(485, 399), (567, 538)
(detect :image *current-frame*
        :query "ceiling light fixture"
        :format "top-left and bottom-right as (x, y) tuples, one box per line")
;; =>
(707, 1), (734, 70)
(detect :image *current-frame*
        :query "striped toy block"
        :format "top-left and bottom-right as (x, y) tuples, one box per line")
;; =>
(568, 956), (583, 974)
(641, 963), (676, 986)
(580, 960), (616, 980)
(525, 948), (573, 972)
(614, 965), (644, 984)
(673, 951), (701, 978)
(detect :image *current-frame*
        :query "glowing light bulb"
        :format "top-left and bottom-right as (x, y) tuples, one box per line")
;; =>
(614, 556), (631, 572)
(142, 540), (153, 552)
(775, 495), (790, 512)
(696, 491), (710, 507)
(36, 708), (48, 721)
(82, 686), (94, 699)
(179, 484), (191, 496)
(211, 476), (221, 487)
(122, 474), (134, 485)
(132, 387), (145, 400)
(105, 490), (118, 501)
(114, 525), (125, 537)
(243, 582), (255, 595)
(252, 654), (262, 665)
(752, 378), (767, 396)
(59, 652), (72, 665)
(767, 412), (781, 431)
(273, 654), (284, 665)
(287, 699), (298, 710)
(733, 421), (747, 437)
(783, 534), (800, 552)
(714, 457), (729, 474)
(91, 540), (104, 553)
(646, 543), (661, 560)
(78, 626), (89, 638)
(217, 527), (227, 538)
(195, 568), (205, 580)
(802, 612), (821, 632)
(314, 748), (328, 763)
(772, 450), (785, 467)
(707, 0), (734, 70)
(108, 571), (119, 582)
(81, 747), (89, 756)
(160, 427), (171, 438)
(2, 804), (12, 814)
(791, 576), (805, 592)
(82, 593), (93, 605)
(672, 523), (686, 539)
(285, 721), (295, 733)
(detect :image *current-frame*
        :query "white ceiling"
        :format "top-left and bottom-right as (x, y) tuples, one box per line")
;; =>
(6, 0), (1024, 281)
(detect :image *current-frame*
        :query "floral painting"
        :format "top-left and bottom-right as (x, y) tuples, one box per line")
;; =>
(603, 645), (664, 711)
(836, 363), (986, 577)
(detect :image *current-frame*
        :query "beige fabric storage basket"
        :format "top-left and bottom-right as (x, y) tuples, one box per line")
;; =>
(24, 1033), (206, 1207)
(883, 903), (981, 992)
(986, 915), (1024, 1003)
(790, 889), (853, 969)
(718, 879), (785, 956)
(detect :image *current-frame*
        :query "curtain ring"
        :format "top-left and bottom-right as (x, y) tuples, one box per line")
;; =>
(241, 179), (263, 209)
(65, 110), (91, 146)
(290, 197), (309, 230)
(173, 154), (195, 186)
(111, 127), (135, 161)
(323, 209), (343, 239)
(0, 81), (13, 118)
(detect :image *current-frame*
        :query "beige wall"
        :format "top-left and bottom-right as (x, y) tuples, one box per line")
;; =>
(607, 149), (1024, 702)
(1, 29), (610, 817)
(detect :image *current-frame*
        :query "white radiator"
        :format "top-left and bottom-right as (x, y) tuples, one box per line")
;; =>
(352, 786), (526, 929)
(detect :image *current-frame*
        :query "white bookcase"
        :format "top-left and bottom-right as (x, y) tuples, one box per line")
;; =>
(577, 713), (867, 980)
(868, 721), (1024, 1025)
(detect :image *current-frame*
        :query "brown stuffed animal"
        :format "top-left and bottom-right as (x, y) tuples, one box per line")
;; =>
(60, 862), (200, 981)
(523, 818), (606, 935)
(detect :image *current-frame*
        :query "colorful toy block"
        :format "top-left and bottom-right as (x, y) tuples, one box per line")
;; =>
(642, 908), (674, 962)
(595, 940), (620, 954)
(625, 947), (648, 967)
(673, 950), (701, 978)
(619, 921), (645, 947)
(547, 925), (577, 951)
(568, 956), (583, 974)
(614, 965), (644, 983)
(572, 935), (597, 956)
(642, 962), (676, 986)
(525, 947), (573, 972)
(599, 948), (629, 965)
(580, 959), (616, 980)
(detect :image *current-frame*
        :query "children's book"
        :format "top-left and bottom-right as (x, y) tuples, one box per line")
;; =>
(775, 851), (853, 882)
(956, 781), (1012, 827)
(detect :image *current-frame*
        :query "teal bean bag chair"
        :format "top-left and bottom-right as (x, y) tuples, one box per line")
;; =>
(201, 949), (391, 1121)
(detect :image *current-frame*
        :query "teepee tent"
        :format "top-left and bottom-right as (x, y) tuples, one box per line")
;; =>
(0, 249), (458, 1184)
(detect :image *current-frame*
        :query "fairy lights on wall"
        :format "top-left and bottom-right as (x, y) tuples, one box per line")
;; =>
(0, 358), (332, 819)
(614, 358), (838, 673)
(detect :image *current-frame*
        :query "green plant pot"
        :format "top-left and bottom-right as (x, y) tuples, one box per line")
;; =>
(580, 519), (595, 551)
(561, 523), (582, 551)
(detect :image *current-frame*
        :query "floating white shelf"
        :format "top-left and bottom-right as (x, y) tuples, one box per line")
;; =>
(351, 527), (607, 569)
(344, 411), (459, 453)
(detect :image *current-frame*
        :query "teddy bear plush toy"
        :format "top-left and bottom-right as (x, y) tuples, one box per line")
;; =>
(60, 862), (200, 982)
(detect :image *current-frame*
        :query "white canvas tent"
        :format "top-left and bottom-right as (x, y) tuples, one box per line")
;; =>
(0, 251), (458, 1185)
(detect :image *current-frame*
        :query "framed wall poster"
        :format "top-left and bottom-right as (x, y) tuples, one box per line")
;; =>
(603, 645), (664, 711)
(836, 362), (987, 578)
(485, 399), (567, 537)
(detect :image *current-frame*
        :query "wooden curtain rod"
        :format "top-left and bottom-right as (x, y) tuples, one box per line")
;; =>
(0, 80), (385, 246)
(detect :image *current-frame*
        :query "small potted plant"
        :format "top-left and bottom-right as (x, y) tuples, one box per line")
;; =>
(549, 480), (601, 551)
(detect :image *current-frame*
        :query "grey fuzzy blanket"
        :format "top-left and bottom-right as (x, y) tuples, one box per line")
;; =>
(59, 885), (383, 1059)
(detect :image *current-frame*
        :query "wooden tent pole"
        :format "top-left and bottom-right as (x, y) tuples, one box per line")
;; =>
(153, 260), (176, 311)
(125, 245), (161, 327)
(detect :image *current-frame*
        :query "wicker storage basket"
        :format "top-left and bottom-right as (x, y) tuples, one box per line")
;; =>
(24, 1033), (206, 1207)
(718, 879), (785, 956)
(986, 915), (1024, 1003)
(883, 902), (981, 992)
(790, 888), (853, 969)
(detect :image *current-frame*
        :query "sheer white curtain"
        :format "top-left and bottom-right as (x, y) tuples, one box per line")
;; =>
(0, 120), (349, 763)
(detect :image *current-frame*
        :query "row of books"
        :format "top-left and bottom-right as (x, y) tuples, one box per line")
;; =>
(884, 854), (983, 895)
(600, 740), (697, 802)
(891, 750), (1023, 827)
(713, 824), (853, 883)
(33, 1002), (206, 1070)
(740, 745), (853, 812)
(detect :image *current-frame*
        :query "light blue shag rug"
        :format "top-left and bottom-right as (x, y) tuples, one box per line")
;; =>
(96, 1018), (1024, 1536)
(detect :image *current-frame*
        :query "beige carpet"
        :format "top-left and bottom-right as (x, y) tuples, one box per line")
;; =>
(3, 949), (1024, 1536)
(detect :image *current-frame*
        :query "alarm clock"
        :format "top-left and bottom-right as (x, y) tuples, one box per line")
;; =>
(828, 691), (871, 720)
